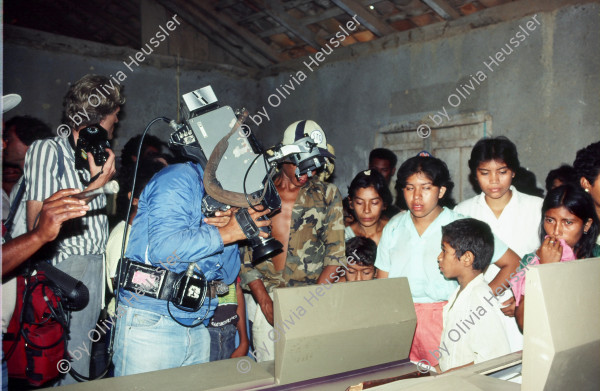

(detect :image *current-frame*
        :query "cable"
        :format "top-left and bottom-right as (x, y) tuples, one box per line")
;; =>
(243, 153), (277, 212)
(166, 297), (211, 329)
(243, 154), (264, 211)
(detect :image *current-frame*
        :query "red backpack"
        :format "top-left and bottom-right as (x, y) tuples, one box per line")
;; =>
(3, 271), (68, 386)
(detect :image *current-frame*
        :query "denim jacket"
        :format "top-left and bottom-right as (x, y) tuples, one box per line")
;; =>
(119, 162), (239, 324)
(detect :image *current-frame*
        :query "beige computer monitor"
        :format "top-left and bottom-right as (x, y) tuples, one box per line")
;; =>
(272, 277), (417, 385)
(521, 257), (600, 390)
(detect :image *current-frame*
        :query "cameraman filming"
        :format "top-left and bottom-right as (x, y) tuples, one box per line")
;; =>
(23, 74), (121, 385)
(112, 157), (271, 376)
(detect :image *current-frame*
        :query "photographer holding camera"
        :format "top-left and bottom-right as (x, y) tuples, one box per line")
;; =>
(112, 151), (271, 376)
(22, 74), (122, 385)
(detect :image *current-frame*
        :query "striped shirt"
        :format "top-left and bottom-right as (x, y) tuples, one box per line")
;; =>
(23, 136), (108, 264)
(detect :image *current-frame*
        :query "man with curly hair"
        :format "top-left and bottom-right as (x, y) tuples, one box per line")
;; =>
(22, 74), (123, 384)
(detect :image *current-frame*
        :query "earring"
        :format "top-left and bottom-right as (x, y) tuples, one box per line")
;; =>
(583, 230), (588, 235)
(585, 188), (590, 193)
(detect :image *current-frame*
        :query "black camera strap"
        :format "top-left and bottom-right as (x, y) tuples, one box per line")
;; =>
(77, 170), (102, 187)
(234, 209), (260, 240)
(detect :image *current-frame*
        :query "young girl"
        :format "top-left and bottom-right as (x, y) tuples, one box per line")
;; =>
(345, 170), (392, 245)
(455, 136), (543, 257)
(454, 136), (543, 351)
(376, 155), (520, 369)
(512, 184), (600, 330)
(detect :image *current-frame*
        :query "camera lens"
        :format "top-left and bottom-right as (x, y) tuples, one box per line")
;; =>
(251, 236), (283, 263)
(250, 215), (283, 263)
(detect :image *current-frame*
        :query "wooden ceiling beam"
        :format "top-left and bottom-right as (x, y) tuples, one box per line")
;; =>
(194, 1), (283, 63)
(239, 0), (319, 23)
(257, 0), (386, 38)
(182, 2), (272, 67)
(263, 0), (322, 49)
(421, 0), (461, 20)
(330, 0), (395, 36)
(158, 0), (261, 68)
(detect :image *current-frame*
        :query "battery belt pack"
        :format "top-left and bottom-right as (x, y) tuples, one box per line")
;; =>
(119, 258), (220, 300)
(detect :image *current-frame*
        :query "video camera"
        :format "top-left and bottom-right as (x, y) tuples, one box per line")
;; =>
(167, 86), (330, 263)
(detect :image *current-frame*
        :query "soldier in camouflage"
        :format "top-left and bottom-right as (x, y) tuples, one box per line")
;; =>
(240, 120), (345, 361)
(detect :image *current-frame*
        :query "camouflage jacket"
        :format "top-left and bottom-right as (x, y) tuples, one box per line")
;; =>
(240, 178), (345, 293)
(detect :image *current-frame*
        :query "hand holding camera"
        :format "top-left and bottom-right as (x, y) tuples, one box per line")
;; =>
(87, 148), (116, 190)
(75, 124), (116, 190)
(216, 206), (271, 245)
(204, 208), (238, 228)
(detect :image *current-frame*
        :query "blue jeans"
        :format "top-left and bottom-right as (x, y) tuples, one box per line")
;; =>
(55, 255), (103, 386)
(208, 323), (237, 361)
(113, 305), (210, 376)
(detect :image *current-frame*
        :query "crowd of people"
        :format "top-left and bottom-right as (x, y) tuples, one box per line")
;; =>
(2, 74), (599, 387)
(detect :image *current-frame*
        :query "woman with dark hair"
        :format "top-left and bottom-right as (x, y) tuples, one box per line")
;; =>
(376, 155), (520, 369)
(456, 136), (543, 257)
(573, 141), (600, 246)
(345, 169), (392, 245)
(394, 155), (456, 210)
(512, 184), (600, 330)
(454, 137), (543, 352)
(545, 164), (578, 192)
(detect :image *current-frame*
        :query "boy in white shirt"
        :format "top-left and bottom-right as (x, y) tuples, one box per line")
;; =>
(434, 218), (511, 372)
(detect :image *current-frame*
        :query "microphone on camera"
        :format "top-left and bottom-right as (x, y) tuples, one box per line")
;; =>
(36, 262), (90, 311)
